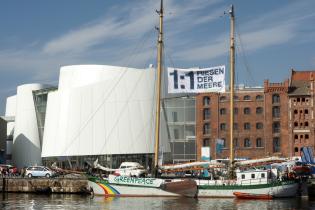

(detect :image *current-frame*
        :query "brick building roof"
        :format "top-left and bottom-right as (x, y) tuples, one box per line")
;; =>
(289, 70), (315, 95)
(291, 70), (315, 81)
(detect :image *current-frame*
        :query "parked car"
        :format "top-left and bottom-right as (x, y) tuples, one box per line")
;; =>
(25, 166), (55, 178)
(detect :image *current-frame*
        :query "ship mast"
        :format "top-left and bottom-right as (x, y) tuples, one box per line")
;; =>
(229, 5), (235, 178)
(153, 0), (164, 176)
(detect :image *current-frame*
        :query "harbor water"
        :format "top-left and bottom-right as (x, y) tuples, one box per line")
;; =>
(0, 193), (314, 210)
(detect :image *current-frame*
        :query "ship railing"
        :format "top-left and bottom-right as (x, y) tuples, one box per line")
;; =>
(238, 178), (268, 186)
(195, 177), (267, 186)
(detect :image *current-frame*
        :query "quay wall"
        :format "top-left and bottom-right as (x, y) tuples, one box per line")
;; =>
(0, 178), (89, 193)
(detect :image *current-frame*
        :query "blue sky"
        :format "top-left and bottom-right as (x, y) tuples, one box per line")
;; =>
(0, 0), (314, 114)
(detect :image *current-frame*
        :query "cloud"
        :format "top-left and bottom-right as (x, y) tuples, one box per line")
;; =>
(0, 0), (314, 82)
(43, 18), (122, 54)
(172, 0), (315, 63)
(42, 0), (223, 56)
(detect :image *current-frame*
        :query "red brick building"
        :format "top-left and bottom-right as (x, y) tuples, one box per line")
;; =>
(196, 69), (315, 160)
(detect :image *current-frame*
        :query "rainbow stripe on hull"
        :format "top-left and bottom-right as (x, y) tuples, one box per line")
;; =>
(88, 180), (120, 196)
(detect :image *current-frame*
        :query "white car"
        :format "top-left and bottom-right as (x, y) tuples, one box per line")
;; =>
(25, 166), (55, 178)
(115, 162), (147, 177)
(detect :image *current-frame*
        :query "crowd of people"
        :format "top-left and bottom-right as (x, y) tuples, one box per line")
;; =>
(0, 165), (19, 176)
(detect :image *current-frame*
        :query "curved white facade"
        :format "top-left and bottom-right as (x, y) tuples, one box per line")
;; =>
(42, 65), (159, 157)
(12, 84), (51, 168)
(5, 95), (16, 137)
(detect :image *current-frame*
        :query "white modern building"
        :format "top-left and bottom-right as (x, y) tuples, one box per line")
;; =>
(4, 65), (196, 169)
(5, 84), (52, 168)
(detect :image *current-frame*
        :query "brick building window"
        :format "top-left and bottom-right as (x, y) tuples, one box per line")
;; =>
(220, 123), (227, 131)
(233, 123), (238, 130)
(203, 123), (210, 135)
(234, 96), (239, 100)
(273, 137), (280, 152)
(294, 122), (298, 127)
(256, 122), (263, 129)
(305, 109), (309, 114)
(203, 108), (210, 120)
(256, 138), (263, 147)
(203, 96), (210, 106)
(256, 107), (263, 114)
(234, 107), (238, 115)
(244, 122), (251, 130)
(294, 147), (299, 153)
(272, 106), (280, 118)
(244, 95), (251, 100)
(305, 122), (309, 127)
(220, 96), (227, 101)
(272, 122), (280, 133)
(272, 94), (280, 104)
(220, 108), (226, 115)
(222, 138), (226, 148)
(203, 138), (210, 147)
(306, 134), (309, 139)
(244, 138), (251, 147)
(244, 107), (251, 115)
(256, 95), (263, 101)
(234, 138), (239, 148)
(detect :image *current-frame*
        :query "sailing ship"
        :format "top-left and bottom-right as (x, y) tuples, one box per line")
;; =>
(187, 4), (298, 198)
(87, 1), (299, 198)
(87, 0), (197, 197)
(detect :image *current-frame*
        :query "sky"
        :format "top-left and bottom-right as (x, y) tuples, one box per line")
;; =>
(0, 0), (314, 114)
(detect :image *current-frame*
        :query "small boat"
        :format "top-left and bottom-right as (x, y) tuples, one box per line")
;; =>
(233, 192), (273, 200)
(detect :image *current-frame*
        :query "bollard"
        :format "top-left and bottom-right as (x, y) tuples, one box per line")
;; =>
(2, 177), (5, 193)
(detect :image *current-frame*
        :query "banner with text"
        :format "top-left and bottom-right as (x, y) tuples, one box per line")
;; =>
(168, 65), (225, 93)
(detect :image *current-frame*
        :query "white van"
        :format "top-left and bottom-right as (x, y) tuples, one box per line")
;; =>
(115, 162), (147, 177)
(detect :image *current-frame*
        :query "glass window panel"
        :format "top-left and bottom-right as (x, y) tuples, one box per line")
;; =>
(166, 108), (185, 122)
(203, 97), (210, 106)
(203, 108), (210, 120)
(173, 142), (185, 154)
(164, 99), (184, 108)
(272, 122), (280, 133)
(256, 95), (263, 101)
(272, 94), (280, 103)
(203, 123), (210, 134)
(244, 95), (251, 100)
(272, 106), (280, 118)
(169, 125), (185, 140)
(185, 99), (195, 107)
(185, 125), (195, 137)
(273, 137), (280, 152)
(256, 107), (263, 114)
(203, 138), (210, 147)
(185, 107), (195, 122)
(185, 141), (196, 154)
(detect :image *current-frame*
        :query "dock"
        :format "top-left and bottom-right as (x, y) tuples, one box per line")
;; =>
(0, 177), (90, 194)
